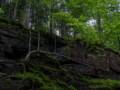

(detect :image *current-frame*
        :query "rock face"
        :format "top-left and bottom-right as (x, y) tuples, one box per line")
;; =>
(0, 20), (66, 72)
(0, 20), (66, 60)
(0, 19), (120, 90)
(62, 41), (120, 79)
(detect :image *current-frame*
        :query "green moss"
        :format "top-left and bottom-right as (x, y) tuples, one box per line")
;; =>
(16, 72), (76, 90)
(88, 79), (120, 89)
(79, 75), (120, 89)
(80, 75), (120, 90)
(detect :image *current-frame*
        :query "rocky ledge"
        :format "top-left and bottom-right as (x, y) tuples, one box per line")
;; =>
(0, 19), (120, 90)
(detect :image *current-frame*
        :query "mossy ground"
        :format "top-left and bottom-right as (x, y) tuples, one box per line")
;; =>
(88, 79), (120, 89)
(14, 51), (77, 90)
(16, 72), (76, 90)
(80, 75), (120, 90)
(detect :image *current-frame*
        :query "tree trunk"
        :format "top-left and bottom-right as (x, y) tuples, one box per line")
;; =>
(13, 0), (19, 20)
(28, 30), (32, 53)
(97, 14), (102, 32)
(37, 31), (40, 51)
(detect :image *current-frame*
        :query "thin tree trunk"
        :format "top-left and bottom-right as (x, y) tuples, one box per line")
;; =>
(28, 30), (32, 53)
(97, 14), (102, 32)
(117, 36), (120, 50)
(13, 0), (19, 20)
(37, 31), (40, 51)
(49, 7), (53, 34)
(49, 0), (54, 34)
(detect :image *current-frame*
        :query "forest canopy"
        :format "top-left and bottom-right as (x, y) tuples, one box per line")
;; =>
(0, 0), (120, 52)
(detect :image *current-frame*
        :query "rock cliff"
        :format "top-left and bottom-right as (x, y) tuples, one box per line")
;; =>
(0, 19), (120, 90)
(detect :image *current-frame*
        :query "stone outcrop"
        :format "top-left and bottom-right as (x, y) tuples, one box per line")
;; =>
(0, 19), (120, 90)
(62, 41), (120, 79)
